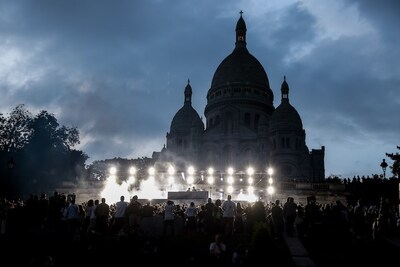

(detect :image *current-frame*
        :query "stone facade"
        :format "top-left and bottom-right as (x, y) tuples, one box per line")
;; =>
(154, 14), (325, 182)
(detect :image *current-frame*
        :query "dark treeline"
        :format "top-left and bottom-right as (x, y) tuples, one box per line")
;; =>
(0, 105), (156, 199)
(386, 146), (400, 178)
(0, 105), (87, 198)
(1, 104), (399, 204)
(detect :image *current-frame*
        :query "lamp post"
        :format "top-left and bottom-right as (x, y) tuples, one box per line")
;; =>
(380, 159), (388, 179)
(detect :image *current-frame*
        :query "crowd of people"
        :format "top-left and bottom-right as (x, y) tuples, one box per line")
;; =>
(0, 190), (399, 266)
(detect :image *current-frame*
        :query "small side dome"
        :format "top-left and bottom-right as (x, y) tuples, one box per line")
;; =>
(170, 106), (204, 134)
(269, 102), (303, 131)
(269, 77), (303, 131)
(170, 81), (204, 135)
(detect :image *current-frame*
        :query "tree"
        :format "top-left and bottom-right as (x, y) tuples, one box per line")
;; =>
(0, 104), (32, 152)
(386, 146), (400, 178)
(0, 105), (87, 197)
(22, 110), (86, 189)
(26, 110), (79, 152)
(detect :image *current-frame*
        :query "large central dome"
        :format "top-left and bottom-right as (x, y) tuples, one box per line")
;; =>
(211, 48), (270, 89)
(205, 13), (274, 116)
(210, 13), (270, 90)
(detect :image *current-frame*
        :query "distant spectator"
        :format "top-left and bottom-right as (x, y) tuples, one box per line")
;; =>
(210, 234), (226, 263)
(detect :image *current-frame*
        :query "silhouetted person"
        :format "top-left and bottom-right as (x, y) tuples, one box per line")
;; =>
(163, 200), (175, 237)
(95, 197), (110, 234)
(271, 199), (283, 238)
(210, 234), (227, 263)
(283, 197), (297, 236)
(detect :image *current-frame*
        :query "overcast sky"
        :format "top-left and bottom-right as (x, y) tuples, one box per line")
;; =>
(0, 0), (399, 178)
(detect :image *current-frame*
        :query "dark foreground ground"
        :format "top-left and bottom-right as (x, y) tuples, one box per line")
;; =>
(1, 224), (400, 266)
(300, 232), (400, 267)
(0, 230), (296, 267)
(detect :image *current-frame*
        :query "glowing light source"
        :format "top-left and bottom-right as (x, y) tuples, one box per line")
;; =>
(227, 185), (234, 194)
(187, 176), (194, 185)
(267, 167), (273, 176)
(247, 186), (254, 194)
(129, 167), (136, 175)
(127, 176), (136, 184)
(168, 165), (175, 175)
(268, 177), (273, 185)
(267, 185), (275, 195)
(168, 176), (174, 185)
(227, 176), (234, 184)
(248, 177), (254, 185)
(227, 167), (234, 176)
(148, 167), (155, 176)
(109, 166), (117, 175)
(247, 167), (254, 176)
(207, 167), (214, 175)
(207, 176), (214, 185)
(187, 166), (195, 175)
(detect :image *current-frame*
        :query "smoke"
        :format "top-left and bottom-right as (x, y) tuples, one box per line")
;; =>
(99, 172), (190, 204)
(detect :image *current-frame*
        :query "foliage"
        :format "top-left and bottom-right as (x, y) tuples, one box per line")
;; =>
(0, 105), (87, 198)
(0, 104), (32, 152)
(386, 146), (400, 178)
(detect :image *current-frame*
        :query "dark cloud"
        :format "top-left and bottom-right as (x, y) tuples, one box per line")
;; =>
(0, 1), (398, 177)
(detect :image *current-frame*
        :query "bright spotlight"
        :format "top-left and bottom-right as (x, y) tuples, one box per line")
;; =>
(227, 167), (234, 175)
(248, 177), (254, 185)
(129, 167), (136, 175)
(247, 167), (254, 176)
(207, 176), (214, 185)
(127, 176), (136, 184)
(227, 185), (234, 194)
(187, 166), (195, 175)
(268, 177), (273, 185)
(109, 166), (117, 175)
(227, 176), (234, 184)
(207, 167), (214, 175)
(148, 167), (155, 176)
(247, 186), (254, 194)
(168, 165), (175, 175)
(267, 185), (275, 195)
(267, 167), (273, 176)
(187, 176), (194, 185)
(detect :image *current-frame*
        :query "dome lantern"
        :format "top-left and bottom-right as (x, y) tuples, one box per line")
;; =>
(235, 11), (247, 48)
(184, 79), (192, 105)
(281, 76), (289, 103)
